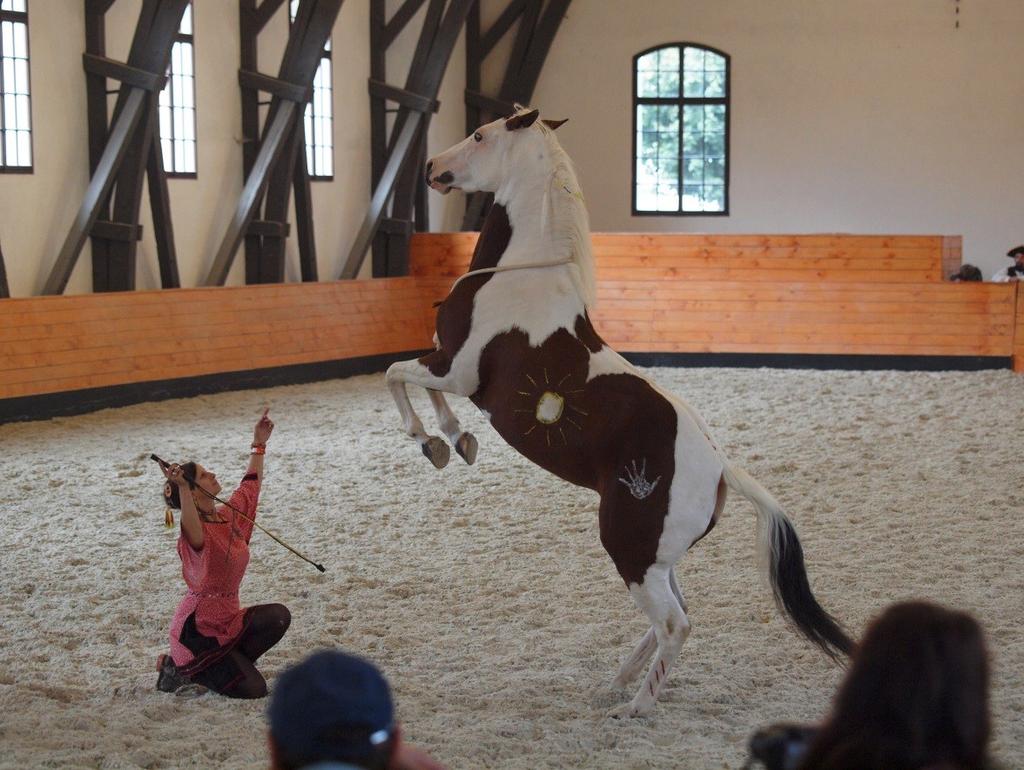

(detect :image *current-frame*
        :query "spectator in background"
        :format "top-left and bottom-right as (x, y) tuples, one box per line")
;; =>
(949, 264), (982, 282)
(745, 601), (996, 770)
(267, 649), (446, 770)
(990, 245), (1024, 282)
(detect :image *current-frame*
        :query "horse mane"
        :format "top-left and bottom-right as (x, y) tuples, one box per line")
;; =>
(535, 119), (598, 309)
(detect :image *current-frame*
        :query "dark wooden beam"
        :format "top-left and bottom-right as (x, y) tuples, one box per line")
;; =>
(479, 0), (527, 56)
(238, 69), (312, 103)
(254, 0), (288, 30)
(464, 0), (480, 135)
(84, 0), (112, 292)
(46, 0), (188, 294)
(43, 88), (146, 295)
(101, 0), (190, 292)
(0, 239), (9, 298)
(369, 0), (386, 189)
(248, 219), (291, 237)
(207, 103), (297, 286)
(81, 53), (167, 91)
(382, 0), (428, 46)
(146, 103), (180, 289)
(464, 89), (514, 117)
(292, 127), (319, 281)
(85, 0), (117, 14)
(91, 220), (142, 241)
(371, 0), (446, 274)
(208, 0), (343, 286)
(344, 114), (421, 279)
(368, 0), (388, 273)
(239, 0), (263, 282)
(252, 0), (336, 285)
(367, 78), (439, 113)
(504, 0), (570, 104)
(255, 115), (302, 284)
(498, 0), (541, 102)
(461, 0), (571, 231)
(346, 0), (473, 279)
(84, 1), (109, 178)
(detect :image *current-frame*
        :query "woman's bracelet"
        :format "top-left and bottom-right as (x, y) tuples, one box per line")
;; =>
(251, 443), (266, 456)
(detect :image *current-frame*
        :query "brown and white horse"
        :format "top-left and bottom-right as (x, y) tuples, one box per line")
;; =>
(386, 106), (853, 717)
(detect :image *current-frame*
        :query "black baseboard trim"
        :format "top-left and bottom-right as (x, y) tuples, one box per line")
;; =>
(0, 350), (433, 425)
(621, 352), (1012, 372)
(1, 349), (1010, 425)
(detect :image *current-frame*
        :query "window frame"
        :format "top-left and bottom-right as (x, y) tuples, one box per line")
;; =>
(289, 1), (334, 182)
(631, 41), (731, 217)
(159, 1), (197, 179)
(0, 0), (33, 174)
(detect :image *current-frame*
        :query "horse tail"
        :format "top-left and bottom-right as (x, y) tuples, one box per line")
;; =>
(721, 463), (855, 662)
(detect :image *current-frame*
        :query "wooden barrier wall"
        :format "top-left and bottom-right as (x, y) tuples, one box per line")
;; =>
(0, 278), (436, 401)
(1016, 283), (1024, 373)
(411, 233), (961, 283)
(0, 233), (1019, 410)
(410, 233), (1019, 361)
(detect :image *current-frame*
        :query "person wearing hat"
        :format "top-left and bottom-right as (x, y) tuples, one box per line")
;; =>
(990, 245), (1024, 282)
(267, 649), (446, 770)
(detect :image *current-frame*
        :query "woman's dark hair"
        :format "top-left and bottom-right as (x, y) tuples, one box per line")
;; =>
(162, 461), (198, 510)
(799, 601), (990, 770)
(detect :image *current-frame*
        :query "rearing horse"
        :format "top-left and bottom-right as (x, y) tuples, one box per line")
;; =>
(386, 106), (852, 717)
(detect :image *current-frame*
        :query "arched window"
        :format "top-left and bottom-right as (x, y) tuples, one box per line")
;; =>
(633, 43), (729, 215)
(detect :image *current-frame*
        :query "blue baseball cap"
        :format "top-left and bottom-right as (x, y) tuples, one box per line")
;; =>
(268, 649), (395, 763)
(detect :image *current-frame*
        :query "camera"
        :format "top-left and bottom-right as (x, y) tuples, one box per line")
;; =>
(1008, 265), (1022, 278)
(744, 723), (818, 770)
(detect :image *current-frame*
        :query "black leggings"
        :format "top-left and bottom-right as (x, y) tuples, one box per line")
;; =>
(181, 603), (291, 699)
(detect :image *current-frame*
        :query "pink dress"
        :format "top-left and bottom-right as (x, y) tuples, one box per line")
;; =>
(168, 474), (260, 667)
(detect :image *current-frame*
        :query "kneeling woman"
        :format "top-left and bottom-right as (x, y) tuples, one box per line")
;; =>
(157, 409), (290, 698)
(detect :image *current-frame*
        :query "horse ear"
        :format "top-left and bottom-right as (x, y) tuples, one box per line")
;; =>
(542, 118), (568, 131)
(505, 109), (540, 131)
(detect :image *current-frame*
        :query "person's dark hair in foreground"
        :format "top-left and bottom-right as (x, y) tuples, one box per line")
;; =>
(746, 601), (994, 770)
(267, 649), (446, 770)
(949, 263), (982, 282)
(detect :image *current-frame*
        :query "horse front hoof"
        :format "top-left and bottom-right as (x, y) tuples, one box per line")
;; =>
(611, 670), (636, 689)
(605, 700), (651, 720)
(455, 432), (478, 465)
(421, 436), (450, 469)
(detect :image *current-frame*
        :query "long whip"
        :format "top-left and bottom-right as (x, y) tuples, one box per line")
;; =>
(151, 454), (325, 573)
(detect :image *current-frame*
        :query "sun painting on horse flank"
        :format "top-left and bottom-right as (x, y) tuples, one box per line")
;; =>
(385, 105), (853, 718)
(515, 367), (587, 445)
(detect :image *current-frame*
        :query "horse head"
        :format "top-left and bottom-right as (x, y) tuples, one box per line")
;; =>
(425, 105), (568, 196)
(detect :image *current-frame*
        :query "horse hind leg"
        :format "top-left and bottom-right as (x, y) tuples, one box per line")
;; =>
(611, 563), (687, 689)
(612, 566), (688, 688)
(609, 565), (691, 719)
(427, 390), (478, 465)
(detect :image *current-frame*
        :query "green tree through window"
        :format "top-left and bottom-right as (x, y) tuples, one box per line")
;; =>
(633, 43), (729, 214)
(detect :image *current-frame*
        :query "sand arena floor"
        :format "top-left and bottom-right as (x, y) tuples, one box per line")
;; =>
(0, 366), (1021, 769)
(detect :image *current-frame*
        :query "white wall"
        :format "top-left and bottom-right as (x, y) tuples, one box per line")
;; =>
(0, 0), (465, 296)
(516, 0), (1024, 278)
(1, 1), (1021, 296)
